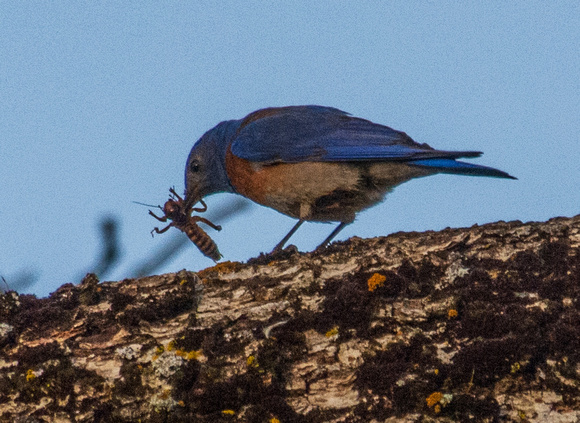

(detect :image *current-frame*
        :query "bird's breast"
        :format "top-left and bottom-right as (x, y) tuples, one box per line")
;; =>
(225, 148), (428, 222)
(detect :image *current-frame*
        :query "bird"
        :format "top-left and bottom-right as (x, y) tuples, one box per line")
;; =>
(183, 105), (515, 252)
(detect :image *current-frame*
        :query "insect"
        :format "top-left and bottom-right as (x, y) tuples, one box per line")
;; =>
(149, 188), (222, 261)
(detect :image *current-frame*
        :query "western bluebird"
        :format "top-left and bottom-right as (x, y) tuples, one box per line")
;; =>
(184, 106), (515, 251)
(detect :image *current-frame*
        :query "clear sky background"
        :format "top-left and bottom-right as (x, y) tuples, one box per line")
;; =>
(1, 2), (578, 297)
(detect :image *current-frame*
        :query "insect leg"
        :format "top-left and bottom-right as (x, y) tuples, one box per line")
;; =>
(191, 198), (208, 213)
(151, 224), (172, 237)
(191, 216), (222, 231)
(149, 210), (168, 222)
(169, 187), (184, 202)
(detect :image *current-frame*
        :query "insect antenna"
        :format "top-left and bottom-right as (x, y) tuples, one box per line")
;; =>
(132, 201), (162, 209)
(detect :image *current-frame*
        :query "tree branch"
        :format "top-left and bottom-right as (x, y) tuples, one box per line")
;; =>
(1, 215), (579, 422)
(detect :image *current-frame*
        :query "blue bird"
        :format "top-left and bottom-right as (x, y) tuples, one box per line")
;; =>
(184, 106), (515, 251)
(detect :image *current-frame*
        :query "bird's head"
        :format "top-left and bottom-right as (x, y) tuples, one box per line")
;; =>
(184, 120), (238, 208)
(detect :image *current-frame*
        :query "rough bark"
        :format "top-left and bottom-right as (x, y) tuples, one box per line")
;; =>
(1, 215), (580, 422)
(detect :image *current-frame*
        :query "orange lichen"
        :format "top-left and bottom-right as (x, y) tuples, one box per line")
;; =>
(270, 418), (281, 423)
(448, 309), (458, 319)
(152, 345), (165, 361)
(222, 409), (235, 415)
(367, 273), (387, 292)
(26, 369), (36, 382)
(426, 391), (443, 408)
(198, 261), (242, 278)
(247, 355), (258, 367)
(187, 350), (203, 360)
(325, 326), (339, 337)
(175, 349), (203, 360)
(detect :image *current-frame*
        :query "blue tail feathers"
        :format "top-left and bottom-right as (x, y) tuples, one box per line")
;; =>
(411, 159), (517, 179)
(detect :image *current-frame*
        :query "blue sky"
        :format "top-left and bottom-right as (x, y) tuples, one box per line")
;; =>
(1, 2), (578, 297)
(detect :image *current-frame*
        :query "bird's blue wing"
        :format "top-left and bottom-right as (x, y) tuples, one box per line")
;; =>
(230, 105), (482, 163)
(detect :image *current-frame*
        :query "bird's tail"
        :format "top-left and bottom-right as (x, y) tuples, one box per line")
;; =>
(410, 158), (517, 179)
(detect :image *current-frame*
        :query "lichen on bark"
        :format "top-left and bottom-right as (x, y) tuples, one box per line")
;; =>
(0, 215), (579, 422)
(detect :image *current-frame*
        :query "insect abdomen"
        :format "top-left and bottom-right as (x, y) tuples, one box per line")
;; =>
(183, 223), (222, 261)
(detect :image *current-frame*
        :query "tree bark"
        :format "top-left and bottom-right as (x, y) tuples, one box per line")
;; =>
(1, 215), (579, 422)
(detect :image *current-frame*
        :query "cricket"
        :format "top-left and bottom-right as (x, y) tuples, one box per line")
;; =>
(149, 187), (222, 261)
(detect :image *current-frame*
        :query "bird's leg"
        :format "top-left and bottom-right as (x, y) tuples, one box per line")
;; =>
(315, 222), (350, 250)
(272, 220), (304, 252)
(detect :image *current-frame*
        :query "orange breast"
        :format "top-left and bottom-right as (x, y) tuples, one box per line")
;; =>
(225, 146), (269, 204)
(225, 146), (312, 218)
(224, 146), (366, 221)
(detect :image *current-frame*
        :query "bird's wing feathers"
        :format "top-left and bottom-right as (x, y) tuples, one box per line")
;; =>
(230, 106), (482, 164)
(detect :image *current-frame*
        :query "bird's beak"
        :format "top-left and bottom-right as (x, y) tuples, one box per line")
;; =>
(183, 186), (202, 212)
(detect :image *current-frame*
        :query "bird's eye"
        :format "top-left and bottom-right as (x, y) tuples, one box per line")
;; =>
(189, 160), (200, 173)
